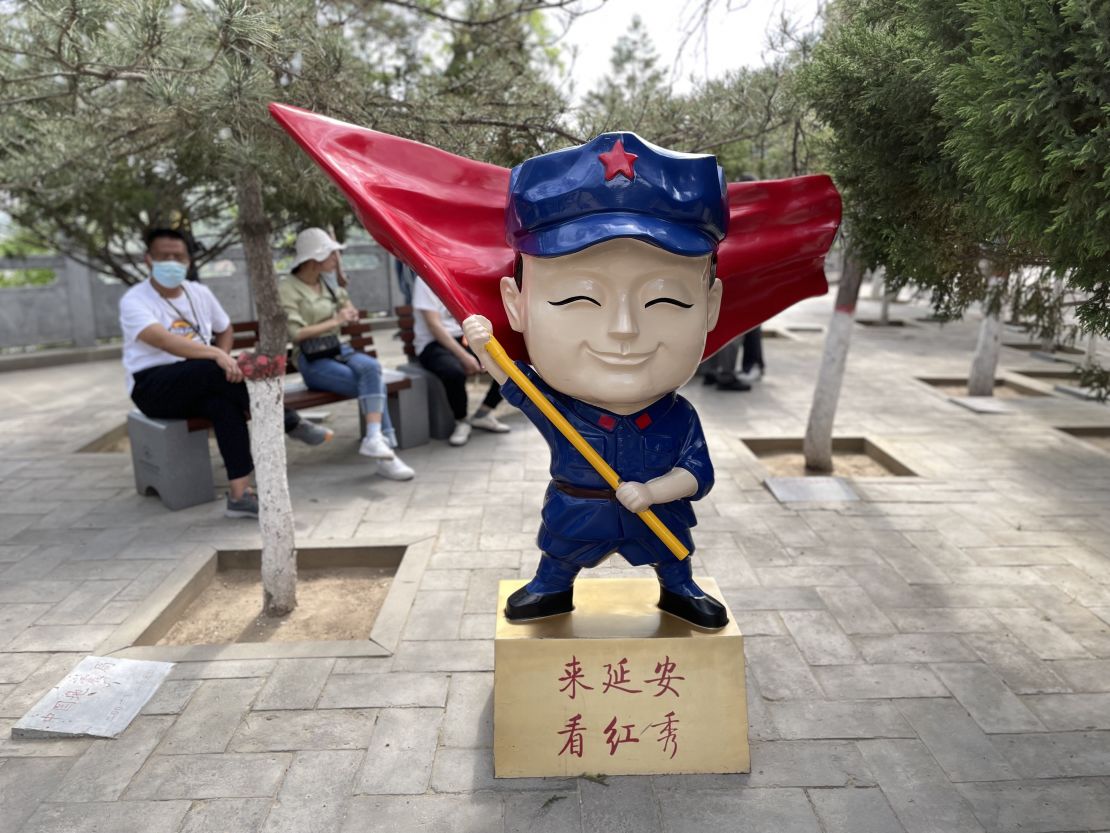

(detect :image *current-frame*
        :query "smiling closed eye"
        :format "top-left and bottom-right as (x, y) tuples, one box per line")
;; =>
(645, 298), (693, 308)
(548, 296), (601, 306)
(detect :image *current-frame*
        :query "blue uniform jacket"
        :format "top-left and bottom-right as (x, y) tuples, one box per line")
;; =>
(500, 362), (714, 552)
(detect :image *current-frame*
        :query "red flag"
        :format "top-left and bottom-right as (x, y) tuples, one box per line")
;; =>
(270, 104), (840, 361)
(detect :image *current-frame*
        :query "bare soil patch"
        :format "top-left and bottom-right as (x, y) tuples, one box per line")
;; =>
(759, 451), (892, 478)
(158, 567), (391, 645)
(934, 383), (1028, 400)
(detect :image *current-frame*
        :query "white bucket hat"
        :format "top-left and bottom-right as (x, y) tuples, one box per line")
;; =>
(290, 227), (345, 272)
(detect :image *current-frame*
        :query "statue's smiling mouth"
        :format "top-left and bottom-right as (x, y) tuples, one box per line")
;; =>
(585, 346), (653, 366)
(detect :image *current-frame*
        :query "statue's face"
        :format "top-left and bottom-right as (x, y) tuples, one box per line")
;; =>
(501, 237), (721, 414)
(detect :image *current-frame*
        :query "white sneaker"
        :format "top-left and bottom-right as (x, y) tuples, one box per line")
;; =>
(448, 420), (472, 447)
(469, 412), (511, 433)
(376, 455), (415, 481)
(736, 366), (764, 385)
(359, 433), (395, 459)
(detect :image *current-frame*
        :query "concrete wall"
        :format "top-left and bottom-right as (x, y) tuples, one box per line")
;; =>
(0, 242), (395, 350)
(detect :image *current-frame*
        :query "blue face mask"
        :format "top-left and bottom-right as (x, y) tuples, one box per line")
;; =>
(151, 260), (188, 288)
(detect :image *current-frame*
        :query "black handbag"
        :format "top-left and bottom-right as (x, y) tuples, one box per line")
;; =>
(300, 334), (342, 361)
(300, 281), (344, 361)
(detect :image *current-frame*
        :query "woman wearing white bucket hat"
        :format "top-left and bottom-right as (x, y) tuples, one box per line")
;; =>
(279, 228), (414, 480)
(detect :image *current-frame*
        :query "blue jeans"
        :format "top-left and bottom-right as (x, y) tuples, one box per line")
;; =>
(298, 344), (396, 442)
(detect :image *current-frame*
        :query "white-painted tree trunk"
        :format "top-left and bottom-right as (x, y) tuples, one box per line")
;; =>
(869, 265), (885, 299)
(804, 310), (855, 472)
(968, 308), (1002, 396)
(804, 248), (865, 473)
(879, 290), (891, 325)
(247, 376), (297, 614)
(1087, 332), (1099, 363)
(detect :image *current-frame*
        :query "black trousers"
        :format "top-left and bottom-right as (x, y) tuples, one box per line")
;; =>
(131, 359), (298, 481)
(741, 326), (764, 373)
(418, 338), (502, 421)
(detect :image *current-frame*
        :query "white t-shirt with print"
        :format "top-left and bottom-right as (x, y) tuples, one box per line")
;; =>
(411, 276), (463, 356)
(119, 279), (230, 393)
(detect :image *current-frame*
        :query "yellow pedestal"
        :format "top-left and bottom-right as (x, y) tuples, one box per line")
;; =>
(494, 577), (749, 778)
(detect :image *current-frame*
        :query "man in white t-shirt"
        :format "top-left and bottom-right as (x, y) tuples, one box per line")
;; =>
(121, 228), (331, 518)
(411, 275), (510, 446)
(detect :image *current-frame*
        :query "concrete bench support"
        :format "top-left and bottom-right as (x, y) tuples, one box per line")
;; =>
(382, 370), (429, 449)
(127, 411), (216, 510)
(398, 363), (455, 441)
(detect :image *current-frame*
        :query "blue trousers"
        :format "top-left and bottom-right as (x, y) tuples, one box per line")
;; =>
(525, 537), (705, 599)
(297, 344), (396, 442)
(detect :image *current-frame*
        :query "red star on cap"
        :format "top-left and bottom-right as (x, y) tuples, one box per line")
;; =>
(598, 139), (637, 181)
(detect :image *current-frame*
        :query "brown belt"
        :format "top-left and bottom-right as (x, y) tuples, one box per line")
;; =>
(554, 481), (617, 500)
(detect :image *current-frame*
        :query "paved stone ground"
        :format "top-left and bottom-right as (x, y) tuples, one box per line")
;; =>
(2, 289), (1110, 833)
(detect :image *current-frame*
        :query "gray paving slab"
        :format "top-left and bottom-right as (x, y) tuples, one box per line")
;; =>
(156, 677), (263, 754)
(1023, 692), (1110, 730)
(780, 611), (862, 665)
(253, 658), (335, 710)
(895, 698), (1016, 782)
(178, 798), (272, 833)
(807, 787), (908, 833)
(340, 793), (505, 833)
(124, 752), (292, 799)
(52, 715), (173, 801)
(963, 632), (1071, 694)
(505, 790), (582, 833)
(746, 740), (874, 787)
(230, 708), (378, 752)
(20, 800), (192, 833)
(317, 671), (448, 709)
(441, 672), (494, 748)
(0, 756), (75, 832)
(857, 739), (987, 833)
(930, 663), (1045, 733)
(989, 731), (1110, 778)
(768, 700), (915, 740)
(354, 707), (442, 795)
(655, 786), (821, 833)
(814, 663), (949, 699)
(581, 776), (662, 833)
(956, 778), (1110, 833)
(743, 636), (823, 701)
(260, 750), (362, 833)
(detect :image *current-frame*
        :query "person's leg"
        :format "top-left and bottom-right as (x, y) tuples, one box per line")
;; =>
(299, 349), (395, 458)
(419, 341), (473, 445)
(740, 326), (764, 376)
(461, 340), (511, 433)
(339, 348), (402, 449)
(418, 341), (468, 420)
(131, 360), (254, 498)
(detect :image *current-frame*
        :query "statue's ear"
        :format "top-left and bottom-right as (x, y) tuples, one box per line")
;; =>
(707, 277), (723, 332)
(501, 276), (525, 333)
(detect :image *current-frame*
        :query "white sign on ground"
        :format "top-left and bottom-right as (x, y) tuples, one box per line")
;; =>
(949, 396), (1015, 414)
(11, 655), (174, 739)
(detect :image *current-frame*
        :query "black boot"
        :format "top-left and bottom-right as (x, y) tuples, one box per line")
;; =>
(505, 585), (574, 621)
(658, 587), (729, 629)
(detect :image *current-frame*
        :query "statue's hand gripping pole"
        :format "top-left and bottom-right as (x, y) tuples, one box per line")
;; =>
(481, 335), (690, 561)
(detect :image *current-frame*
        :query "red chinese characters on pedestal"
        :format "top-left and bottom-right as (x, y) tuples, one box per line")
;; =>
(603, 716), (640, 756)
(558, 713), (587, 758)
(602, 657), (642, 694)
(645, 655), (685, 698)
(553, 655), (684, 759)
(650, 711), (680, 759)
(558, 656), (594, 700)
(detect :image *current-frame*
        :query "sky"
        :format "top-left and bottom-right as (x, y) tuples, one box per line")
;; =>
(558, 0), (823, 100)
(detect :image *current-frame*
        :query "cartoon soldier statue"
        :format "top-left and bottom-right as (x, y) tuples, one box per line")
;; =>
(270, 106), (841, 631)
(461, 135), (732, 628)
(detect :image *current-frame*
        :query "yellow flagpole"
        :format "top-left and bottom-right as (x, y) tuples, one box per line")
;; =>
(483, 336), (690, 560)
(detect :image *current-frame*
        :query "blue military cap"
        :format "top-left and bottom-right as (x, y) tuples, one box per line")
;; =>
(506, 132), (729, 258)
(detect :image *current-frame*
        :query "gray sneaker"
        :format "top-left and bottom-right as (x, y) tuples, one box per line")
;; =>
(288, 419), (334, 446)
(225, 491), (259, 519)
